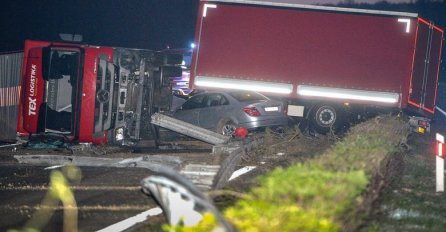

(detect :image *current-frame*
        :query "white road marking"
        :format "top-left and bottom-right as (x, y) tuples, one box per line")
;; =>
(96, 207), (163, 232)
(118, 157), (143, 164)
(229, 166), (256, 181)
(181, 171), (216, 176)
(44, 165), (65, 170)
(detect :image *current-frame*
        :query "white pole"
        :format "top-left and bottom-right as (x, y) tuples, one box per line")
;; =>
(436, 133), (444, 192)
(436, 155), (444, 192)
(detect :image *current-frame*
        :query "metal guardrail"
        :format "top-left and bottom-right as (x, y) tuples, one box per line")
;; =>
(437, 106), (446, 118)
(151, 113), (230, 145)
(437, 82), (446, 121)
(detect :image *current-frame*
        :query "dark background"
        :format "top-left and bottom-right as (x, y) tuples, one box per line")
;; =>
(0, 0), (444, 80)
(1, 0), (444, 51)
(0, 0), (199, 52)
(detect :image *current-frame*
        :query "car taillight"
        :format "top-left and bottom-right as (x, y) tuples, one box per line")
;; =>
(419, 120), (428, 127)
(243, 107), (261, 117)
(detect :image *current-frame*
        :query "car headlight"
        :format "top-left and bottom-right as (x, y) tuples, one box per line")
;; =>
(115, 128), (124, 141)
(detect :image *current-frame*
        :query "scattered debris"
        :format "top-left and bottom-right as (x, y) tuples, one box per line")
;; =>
(228, 166), (257, 181)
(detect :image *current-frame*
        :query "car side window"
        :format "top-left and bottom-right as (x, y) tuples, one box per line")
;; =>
(205, 94), (229, 107)
(181, 95), (205, 110)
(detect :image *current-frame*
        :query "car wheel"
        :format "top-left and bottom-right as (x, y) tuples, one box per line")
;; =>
(311, 104), (345, 134)
(217, 119), (237, 136)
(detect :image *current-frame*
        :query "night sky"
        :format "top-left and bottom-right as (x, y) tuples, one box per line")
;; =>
(1, 0), (199, 52)
(0, 0), (444, 52)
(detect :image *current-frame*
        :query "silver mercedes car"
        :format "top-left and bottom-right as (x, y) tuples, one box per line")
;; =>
(172, 90), (289, 136)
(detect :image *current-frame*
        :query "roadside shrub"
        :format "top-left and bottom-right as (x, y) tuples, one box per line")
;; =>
(224, 165), (367, 231)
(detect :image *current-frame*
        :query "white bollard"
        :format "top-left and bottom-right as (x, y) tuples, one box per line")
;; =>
(436, 133), (444, 192)
(436, 156), (444, 192)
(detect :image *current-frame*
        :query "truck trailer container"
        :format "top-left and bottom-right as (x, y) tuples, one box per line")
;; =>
(0, 40), (182, 145)
(190, 0), (444, 133)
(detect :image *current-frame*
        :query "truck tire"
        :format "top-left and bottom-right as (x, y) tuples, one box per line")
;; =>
(119, 50), (140, 71)
(310, 104), (345, 134)
(216, 119), (237, 136)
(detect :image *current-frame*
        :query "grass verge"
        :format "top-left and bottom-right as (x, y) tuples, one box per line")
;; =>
(368, 131), (446, 231)
(168, 115), (409, 231)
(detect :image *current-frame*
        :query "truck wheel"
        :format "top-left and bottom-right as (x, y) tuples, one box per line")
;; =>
(217, 119), (237, 136)
(311, 104), (345, 134)
(96, 89), (110, 103)
(119, 50), (140, 70)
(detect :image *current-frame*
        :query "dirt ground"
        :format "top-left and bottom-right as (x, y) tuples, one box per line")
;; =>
(366, 118), (446, 231)
(215, 126), (336, 206)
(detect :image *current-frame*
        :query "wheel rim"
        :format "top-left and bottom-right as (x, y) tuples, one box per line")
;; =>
(222, 124), (237, 136)
(96, 89), (110, 103)
(316, 106), (336, 127)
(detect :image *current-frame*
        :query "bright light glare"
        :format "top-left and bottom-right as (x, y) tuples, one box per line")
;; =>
(297, 85), (399, 104)
(437, 133), (445, 143)
(195, 76), (293, 94)
(190, 43), (196, 49)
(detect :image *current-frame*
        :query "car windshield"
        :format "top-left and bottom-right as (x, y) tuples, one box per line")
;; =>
(229, 91), (268, 102)
(42, 49), (80, 134)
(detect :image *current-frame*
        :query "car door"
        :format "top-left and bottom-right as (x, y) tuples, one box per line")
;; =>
(172, 94), (205, 126)
(198, 93), (231, 130)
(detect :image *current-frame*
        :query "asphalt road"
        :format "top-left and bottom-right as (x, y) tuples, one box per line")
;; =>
(0, 82), (444, 231)
(0, 163), (162, 231)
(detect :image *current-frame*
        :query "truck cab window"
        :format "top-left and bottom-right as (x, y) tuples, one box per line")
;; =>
(43, 49), (80, 134)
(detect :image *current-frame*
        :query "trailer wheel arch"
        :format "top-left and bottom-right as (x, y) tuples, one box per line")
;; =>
(310, 103), (346, 134)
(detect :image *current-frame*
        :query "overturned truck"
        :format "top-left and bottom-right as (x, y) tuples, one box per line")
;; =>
(0, 40), (182, 146)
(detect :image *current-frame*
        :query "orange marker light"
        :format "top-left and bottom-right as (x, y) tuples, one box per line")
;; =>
(437, 133), (445, 157)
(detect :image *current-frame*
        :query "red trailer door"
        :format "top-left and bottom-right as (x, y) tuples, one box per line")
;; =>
(408, 18), (444, 115)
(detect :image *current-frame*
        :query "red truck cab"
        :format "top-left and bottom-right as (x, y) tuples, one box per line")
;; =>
(18, 40), (114, 144)
(15, 40), (181, 145)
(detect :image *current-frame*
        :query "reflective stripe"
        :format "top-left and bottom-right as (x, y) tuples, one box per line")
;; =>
(195, 76), (293, 94)
(297, 85), (399, 104)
